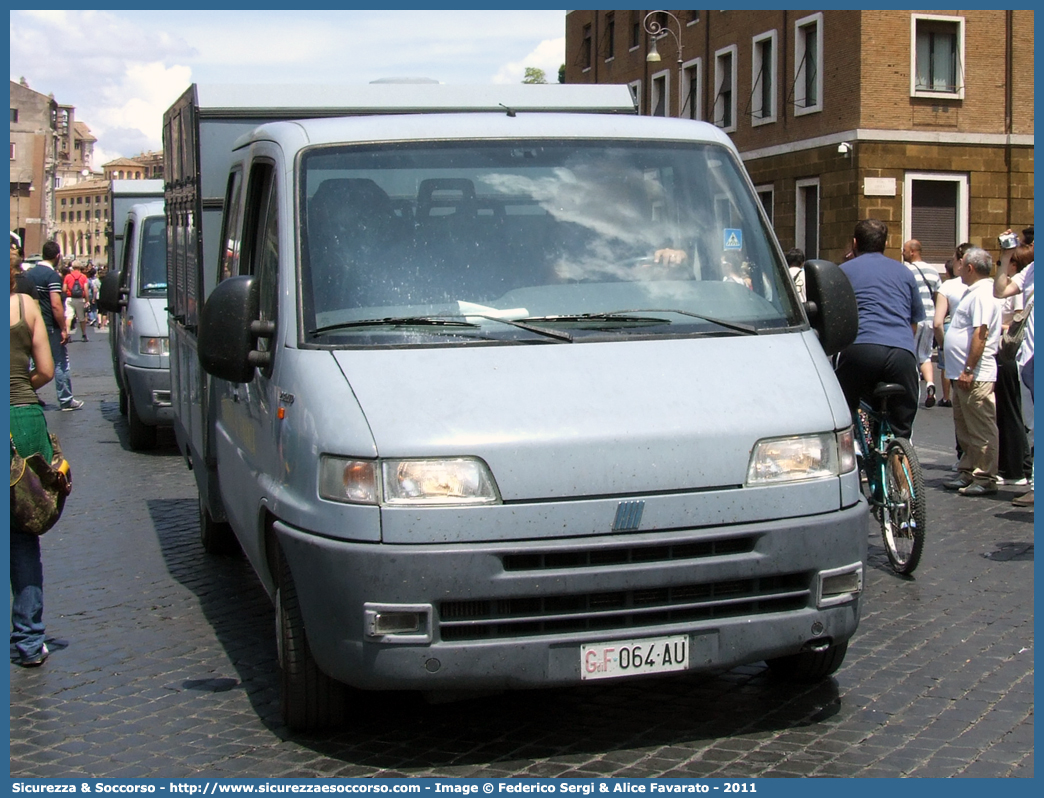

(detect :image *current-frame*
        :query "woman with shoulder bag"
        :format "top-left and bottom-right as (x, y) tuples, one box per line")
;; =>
(10, 260), (56, 667)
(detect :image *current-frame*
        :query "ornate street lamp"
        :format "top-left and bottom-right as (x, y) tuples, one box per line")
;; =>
(644, 10), (685, 117)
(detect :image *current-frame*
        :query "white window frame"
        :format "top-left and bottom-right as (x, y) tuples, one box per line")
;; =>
(714, 45), (738, 133)
(680, 57), (702, 121)
(902, 172), (969, 260)
(793, 12), (823, 116)
(910, 14), (965, 100)
(628, 79), (643, 114)
(795, 177), (821, 259)
(651, 68), (671, 117)
(755, 184), (774, 225)
(751, 30), (778, 126)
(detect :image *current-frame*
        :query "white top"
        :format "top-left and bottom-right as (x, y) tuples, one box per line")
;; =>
(944, 278), (1003, 383)
(938, 276), (968, 323)
(1011, 262), (1034, 366)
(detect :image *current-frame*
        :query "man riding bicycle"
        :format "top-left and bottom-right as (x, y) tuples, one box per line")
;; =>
(835, 218), (924, 440)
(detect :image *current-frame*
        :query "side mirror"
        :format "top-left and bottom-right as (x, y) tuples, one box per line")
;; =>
(96, 272), (124, 314)
(198, 276), (274, 383)
(802, 259), (858, 357)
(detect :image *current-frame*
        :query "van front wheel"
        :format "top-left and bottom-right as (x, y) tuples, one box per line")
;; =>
(766, 640), (848, 682)
(126, 390), (157, 451)
(276, 550), (346, 731)
(198, 496), (237, 555)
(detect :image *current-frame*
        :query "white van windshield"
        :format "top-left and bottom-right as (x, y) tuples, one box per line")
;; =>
(300, 140), (801, 345)
(139, 216), (167, 296)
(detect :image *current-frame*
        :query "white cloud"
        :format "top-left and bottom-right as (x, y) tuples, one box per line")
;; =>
(11, 10), (568, 158)
(492, 37), (566, 84)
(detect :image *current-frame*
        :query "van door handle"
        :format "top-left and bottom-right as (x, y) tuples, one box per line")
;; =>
(230, 389), (240, 403)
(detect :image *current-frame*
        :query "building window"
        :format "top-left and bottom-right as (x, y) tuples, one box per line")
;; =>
(686, 11), (700, 26)
(581, 24), (592, 71)
(95, 209), (101, 219)
(751, 31), (778, 125)
(630, 11), (641, 50)
(795, 178), (820, 259)
(61, 198), (67, 206)
(61, 212), (67, 222)
(681, 58), (702, 121)
(76, 210), (82, 222)
(77, 196), (83, 204)
(10, 108), (17, 123)
(10, 143), (16, 160)
(793, 13), (823, 115)
(911, 15), (964, 99)
(714, 46), (738, 132)
(628, 80), (643, 113)
(755, 184), (774, 225)
(903, 173), (969, 264)
(603, 12), (615, 61)
(651, 69), (670, 117)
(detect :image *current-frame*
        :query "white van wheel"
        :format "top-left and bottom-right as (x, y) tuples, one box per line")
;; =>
(198, 496), (237, 555)
(126, 390), (157, 451)
(276, 549), (346, 731)
(766, 640), (848, 682)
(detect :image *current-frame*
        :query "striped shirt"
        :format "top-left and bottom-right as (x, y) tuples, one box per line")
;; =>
(905, 259), (940, 321)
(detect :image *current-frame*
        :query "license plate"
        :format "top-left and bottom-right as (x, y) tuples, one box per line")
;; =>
(580, 634), (689, 680)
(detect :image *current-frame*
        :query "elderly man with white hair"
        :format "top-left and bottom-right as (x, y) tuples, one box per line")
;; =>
(943, 247), (1003, 497)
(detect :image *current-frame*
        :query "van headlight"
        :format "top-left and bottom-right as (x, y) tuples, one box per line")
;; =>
(746, 429), (856, 485)
(318, 456), (500, 506)
(139, 336), (169, 356)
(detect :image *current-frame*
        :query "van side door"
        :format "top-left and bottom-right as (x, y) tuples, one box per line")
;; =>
(213, 157), (282, 570)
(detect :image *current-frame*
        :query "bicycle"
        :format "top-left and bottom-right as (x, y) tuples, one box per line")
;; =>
(853, 382), (927, 575)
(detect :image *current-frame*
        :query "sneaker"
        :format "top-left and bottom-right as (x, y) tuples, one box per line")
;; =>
(80, 336), (89, 343)
(944, 476), (973, 491)
(1012, 491), (1034, 507)
(996, 476), (1029, 487)
(939, 399), (952, 408)
(60, 399), (84, 412)
(958, 483), (998, 497)
(924, 384), (937, 408)
(16, 644), (49, 668)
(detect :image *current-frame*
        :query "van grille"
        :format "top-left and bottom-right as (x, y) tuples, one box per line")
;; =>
(438, 573), (810, 641)
(502, 536), (756, 572)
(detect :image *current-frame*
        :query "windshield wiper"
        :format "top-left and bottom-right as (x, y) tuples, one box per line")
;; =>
(310, 316), (480, 336)
(523, 310), (758, 336)
(466, 314), (574, 342)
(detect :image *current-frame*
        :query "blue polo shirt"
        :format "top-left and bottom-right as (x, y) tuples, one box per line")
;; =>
(841, 252), (924, 353)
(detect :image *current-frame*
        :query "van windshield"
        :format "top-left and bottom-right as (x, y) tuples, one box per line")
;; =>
(139, 217), (167, 296)
(300, 140), (802, 345)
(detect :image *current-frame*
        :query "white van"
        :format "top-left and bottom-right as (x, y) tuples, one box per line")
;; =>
(166, 85), (866, 731)
(98, 200), (171, 449)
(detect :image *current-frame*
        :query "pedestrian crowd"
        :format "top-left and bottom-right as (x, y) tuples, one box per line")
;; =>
(811, 219), (1032, 507)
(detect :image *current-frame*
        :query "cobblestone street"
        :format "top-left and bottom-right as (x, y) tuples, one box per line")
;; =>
(10, 337), (1034, 779)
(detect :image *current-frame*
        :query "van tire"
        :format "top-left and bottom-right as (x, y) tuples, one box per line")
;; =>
(766, 640), (848, 682)
(276, 549), (346, 731)
(119, 386), (128, 416)
(126, 391), (157, 451)
(199, 497), (238, 555)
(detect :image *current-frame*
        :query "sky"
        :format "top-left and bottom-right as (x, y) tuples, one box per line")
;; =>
(10, 9), (568, 168)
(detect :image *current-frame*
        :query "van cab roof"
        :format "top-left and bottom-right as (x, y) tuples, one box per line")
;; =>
(189, 83), (637, 118)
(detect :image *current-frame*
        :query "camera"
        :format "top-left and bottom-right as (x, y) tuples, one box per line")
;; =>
(998, 231), (1019, 250)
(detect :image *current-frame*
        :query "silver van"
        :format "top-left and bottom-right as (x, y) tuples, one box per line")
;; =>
(166, 86), (865, 731)
(98, 200), (172, 449)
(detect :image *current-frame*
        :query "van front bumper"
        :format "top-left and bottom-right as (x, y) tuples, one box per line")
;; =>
(124, 365), (173, 426)
(275, 500), (868, 691)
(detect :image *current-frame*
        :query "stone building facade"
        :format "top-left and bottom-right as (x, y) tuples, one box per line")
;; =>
(53, 177), (110, 266)
(565, 10), (1033, 265)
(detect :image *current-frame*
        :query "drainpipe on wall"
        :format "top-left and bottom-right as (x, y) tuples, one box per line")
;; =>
(1004, 10), (1013, 228)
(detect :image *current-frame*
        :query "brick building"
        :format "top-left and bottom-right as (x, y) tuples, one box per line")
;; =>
(565, 10), (1034, 265)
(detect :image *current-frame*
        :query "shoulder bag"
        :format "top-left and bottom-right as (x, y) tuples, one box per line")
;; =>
(1000, 300), (1033, 360)
(10, 434), (72, 535)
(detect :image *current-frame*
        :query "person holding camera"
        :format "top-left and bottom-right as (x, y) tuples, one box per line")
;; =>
(994, 229), (1034, 508)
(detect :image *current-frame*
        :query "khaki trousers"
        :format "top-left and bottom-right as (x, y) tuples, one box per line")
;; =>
(951, 379), (999, 486)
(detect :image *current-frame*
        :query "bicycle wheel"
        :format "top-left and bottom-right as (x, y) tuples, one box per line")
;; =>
(880, 437), (926, 574)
